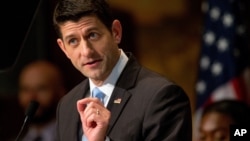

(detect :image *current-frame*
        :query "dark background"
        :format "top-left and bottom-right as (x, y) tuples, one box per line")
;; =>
(0, 0), (82, 140)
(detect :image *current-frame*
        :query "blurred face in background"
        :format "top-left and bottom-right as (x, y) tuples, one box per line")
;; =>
(18, 61), (65, 124)
(198, 112), (234, 141)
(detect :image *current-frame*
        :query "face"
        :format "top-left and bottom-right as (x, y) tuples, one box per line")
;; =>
(198, 112), (234, 141)
(18, 63), (64, 123)
(57, 15), (122, 85)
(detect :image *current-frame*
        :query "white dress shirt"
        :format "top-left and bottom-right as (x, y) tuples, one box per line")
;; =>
(89, 49), (128, 107)
(83, 49), (128, 141)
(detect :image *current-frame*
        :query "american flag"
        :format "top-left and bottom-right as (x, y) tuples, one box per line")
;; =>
(194, 0), (250, 139)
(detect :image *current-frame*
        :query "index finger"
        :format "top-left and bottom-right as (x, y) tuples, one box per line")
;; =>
(76, 97), (100, 112)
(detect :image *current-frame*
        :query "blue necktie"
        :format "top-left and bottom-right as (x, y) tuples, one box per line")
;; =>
(82, 88), (105, 141)
(92, 87), (105, 104)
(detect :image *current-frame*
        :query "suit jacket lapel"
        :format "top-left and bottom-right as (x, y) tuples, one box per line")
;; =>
(106, 53), (141, 134)
(70, 79), (90, 140)
(107, 87), (131, 134)
(72, 53), (141, 136)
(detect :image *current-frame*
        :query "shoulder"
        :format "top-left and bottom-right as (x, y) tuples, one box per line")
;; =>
(138, 66), (175, 87)
(135, 66), (189, 100)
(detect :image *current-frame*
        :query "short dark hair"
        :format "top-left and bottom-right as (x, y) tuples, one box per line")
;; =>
(53, 0), (114, 38)
(202, 99), (250, 126)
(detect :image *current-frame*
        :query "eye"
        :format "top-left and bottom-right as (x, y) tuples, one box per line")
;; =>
(68, 38), (78, 46)
(37, 85), (49, 93)
(19, 86), (28, 93)
(88, 32), (100, 40)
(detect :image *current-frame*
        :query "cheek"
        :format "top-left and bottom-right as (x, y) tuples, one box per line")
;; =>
(105, 45), (119, 63)
(37, 92), (54, 106)
(97, 40), (115, 56)
(18, 93), (34, 108)
(68, 50), (82, 64)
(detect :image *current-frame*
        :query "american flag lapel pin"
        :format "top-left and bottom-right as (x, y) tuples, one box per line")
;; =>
(114, 98), (122, 104)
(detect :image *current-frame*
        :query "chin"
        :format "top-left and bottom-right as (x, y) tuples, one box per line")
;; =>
(86, 71), (103, 79)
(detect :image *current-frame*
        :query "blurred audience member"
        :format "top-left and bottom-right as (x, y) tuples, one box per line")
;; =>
(17, 60), (66, 141)
(198, 99), (250, 141)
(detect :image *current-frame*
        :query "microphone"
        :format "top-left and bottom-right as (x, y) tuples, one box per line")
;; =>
(15, 100), (39, 141)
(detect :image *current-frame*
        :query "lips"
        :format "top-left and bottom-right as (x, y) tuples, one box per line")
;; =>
(85, 59), (102, 66)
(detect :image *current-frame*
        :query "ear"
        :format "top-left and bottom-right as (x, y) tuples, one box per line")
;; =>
(111, 20), (122, 44)
(57, 38), (70, 59)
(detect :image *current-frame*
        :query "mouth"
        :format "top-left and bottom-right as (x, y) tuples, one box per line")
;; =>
(84, 59), (102, 67)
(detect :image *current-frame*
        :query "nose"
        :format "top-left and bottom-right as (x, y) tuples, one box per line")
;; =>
(22, 88), (38, 100)
(27, 91), (38, 101)
(79, 40), (94, 57)
(19, 89), (39, 108)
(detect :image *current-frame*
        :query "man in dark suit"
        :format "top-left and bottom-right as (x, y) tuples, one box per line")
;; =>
(53, 0), (192, 140)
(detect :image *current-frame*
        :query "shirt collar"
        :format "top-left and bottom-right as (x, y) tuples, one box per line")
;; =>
(89, 49), (128, 98)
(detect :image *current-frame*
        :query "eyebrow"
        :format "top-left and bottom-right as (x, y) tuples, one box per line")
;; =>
(64, 27), (100, 41)
(64, 34), (75, 41)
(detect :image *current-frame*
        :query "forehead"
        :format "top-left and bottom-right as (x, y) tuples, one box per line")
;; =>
(59, 16), (107, 37)
(200, 112), (233, 132)
(20, 65), (57, 84)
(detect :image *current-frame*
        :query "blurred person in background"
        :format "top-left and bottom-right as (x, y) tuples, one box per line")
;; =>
(16, 60), (66, 141)
(198, 99), (250, 141)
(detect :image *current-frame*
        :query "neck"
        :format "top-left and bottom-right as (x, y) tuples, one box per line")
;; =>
(91, 49), (121, 86)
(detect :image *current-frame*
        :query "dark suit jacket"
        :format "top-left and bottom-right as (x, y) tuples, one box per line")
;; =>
(56, 53), (192, 141)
